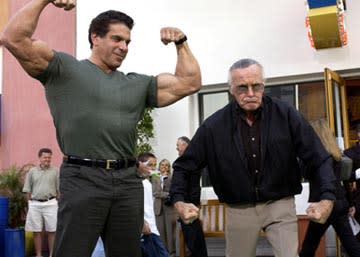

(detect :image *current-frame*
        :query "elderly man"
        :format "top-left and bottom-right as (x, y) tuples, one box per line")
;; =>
(170, 58), (335, 257)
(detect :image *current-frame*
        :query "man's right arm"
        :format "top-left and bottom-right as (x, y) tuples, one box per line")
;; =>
(170, 126), (208, 223)
(25, 192), (32, 201)
(0, 0), (75, 78)
(174, 201), (199, 224)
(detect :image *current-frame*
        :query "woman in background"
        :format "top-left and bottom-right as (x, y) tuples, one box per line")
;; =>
(300, 119), (360, 257)
(152, 159), (177, 257)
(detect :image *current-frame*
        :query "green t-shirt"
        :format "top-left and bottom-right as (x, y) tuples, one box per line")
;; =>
(36, 51), (157, 159)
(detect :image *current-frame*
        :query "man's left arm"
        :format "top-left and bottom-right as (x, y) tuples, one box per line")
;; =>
(289, 108), (336, 223)
(305, 157), (335, 224)
(156, 27), (201, 107)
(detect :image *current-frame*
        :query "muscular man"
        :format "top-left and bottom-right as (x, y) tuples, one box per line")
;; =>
(1, 1), (201, 256)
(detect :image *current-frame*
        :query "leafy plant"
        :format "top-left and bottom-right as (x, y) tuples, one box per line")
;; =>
(0, 165), (28, 228)
(135, 107), (155, 154)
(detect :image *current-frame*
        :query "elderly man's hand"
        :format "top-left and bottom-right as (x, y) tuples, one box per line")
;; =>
(174, 201), (199, 224)
(306, 199), (334, 224)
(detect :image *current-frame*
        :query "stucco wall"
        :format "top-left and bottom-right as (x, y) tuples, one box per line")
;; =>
(1, 1), (76, 168)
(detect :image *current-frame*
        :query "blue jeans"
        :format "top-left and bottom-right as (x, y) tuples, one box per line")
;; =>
(141, 233), (170, 257)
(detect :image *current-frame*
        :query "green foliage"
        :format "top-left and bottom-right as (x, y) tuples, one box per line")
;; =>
(0, 165), (28, 228)
(135, 107), (155, 155)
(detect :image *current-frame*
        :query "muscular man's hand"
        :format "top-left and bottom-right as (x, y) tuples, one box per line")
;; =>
(50, 0), (76, 11)
(306, 199), (334, 224)
(174, 201), (199, 224)
(160, 27), (185, 45)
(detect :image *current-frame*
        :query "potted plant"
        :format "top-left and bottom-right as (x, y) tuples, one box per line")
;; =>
(0, 165), (27, 228)
(0, 164), (32, 257)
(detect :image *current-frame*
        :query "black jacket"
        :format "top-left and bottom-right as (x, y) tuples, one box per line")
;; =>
(305, 159), (350, 203)
(170, 96), (336, 204)
(344, 142), (360, 181)
(183, 172), (201, 206)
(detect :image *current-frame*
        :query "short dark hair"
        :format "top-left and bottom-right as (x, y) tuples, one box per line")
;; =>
(38, 148), (52, 157)
(137, 152), (156, 163)
(178, 136), (190, 145)
(88, 10), (134, 49)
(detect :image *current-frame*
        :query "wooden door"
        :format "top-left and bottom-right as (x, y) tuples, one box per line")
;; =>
(324, 68), (350, 149)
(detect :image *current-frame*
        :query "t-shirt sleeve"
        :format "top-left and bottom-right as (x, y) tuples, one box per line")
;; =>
(22, 170), (33, 193)
(147, 75), (158, 108)
(35, 51), (77, 86)
(34, 50), (62, 85)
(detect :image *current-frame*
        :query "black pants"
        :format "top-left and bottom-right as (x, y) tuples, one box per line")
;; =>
(180, 219), (208, 257)
(300, 200), (360, 257)
(53, 163), (144, 257)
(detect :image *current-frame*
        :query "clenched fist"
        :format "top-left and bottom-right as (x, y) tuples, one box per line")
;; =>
(174, 201), (199, 224)
(306, 199), (334, 224)
(50, 0), (76, 11)
(160, 27), (185, 45)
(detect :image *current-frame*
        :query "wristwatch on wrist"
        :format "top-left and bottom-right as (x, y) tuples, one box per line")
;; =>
(175, 35), (187, 45)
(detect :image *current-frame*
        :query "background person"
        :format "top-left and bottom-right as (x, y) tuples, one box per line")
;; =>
(299, 119), (360, 257)
(344, 124), (360, 224)
(23, 148), (60, 257)
(0, 1), (201, 256)
(170, 59), (336, 257)
(138, 152), (170, 257)
(173, 136), (208, 257)
(152, 159), (177, 257)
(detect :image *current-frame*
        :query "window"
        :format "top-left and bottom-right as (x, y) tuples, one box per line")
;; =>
(264, 84), (295, 106)
(198, 90), (230, 123)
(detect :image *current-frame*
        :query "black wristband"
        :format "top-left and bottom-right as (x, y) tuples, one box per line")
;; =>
(175, 35), (187, 45)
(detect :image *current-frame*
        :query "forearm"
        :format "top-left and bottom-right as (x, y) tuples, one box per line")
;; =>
(156, 28), (201, 107)
(169, 170), (188, 203)
(174, 42), (201, 93)
(1, 0), (50, 49)
(316, 158), (336, 200)
(25, 192), (31, 201)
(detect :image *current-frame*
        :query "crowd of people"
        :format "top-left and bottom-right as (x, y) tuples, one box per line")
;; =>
(1, 1), (360, 257)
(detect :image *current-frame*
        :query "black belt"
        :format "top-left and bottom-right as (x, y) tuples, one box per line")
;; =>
(33, 196), (56, 202)
(63, 155), (137, 170)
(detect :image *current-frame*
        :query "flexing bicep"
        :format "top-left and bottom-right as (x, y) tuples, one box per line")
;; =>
(8, 38), (53, 78)
(156, 72), (200, 107)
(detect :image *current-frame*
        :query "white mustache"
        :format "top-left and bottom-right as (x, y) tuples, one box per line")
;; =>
(243, 96), (258, 102)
